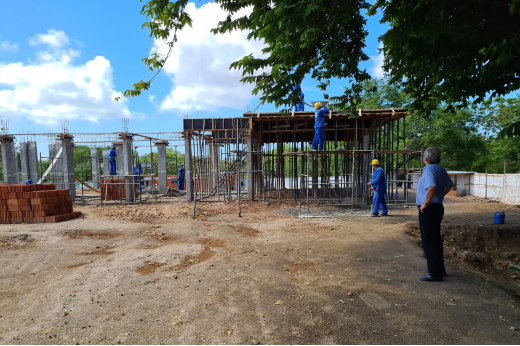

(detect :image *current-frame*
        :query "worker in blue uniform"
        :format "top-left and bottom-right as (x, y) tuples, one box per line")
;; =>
(312, 101), (329, 151)
(108, 146), (117, 175)
(134, 163), (143, 193)
(367, 159), (388, 217)
(293, 84), (305, 111)
(178, 164), (185, 190)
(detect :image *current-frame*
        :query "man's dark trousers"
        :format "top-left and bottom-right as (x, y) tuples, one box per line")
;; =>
(418, 203), (446, 278)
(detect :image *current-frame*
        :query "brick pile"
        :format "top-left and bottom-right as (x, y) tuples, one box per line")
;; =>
(0, 184), (81, 224)
(101, 179), (129, 201)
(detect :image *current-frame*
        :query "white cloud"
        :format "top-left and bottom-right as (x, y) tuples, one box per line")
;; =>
(0, 39), (18, 52)
(29, 29), (69, 49)
(369, 43), (385, 79)
(153, 2), (265, 113)
(0, 29), (135, 126)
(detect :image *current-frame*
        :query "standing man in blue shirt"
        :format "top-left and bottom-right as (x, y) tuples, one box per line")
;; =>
(417, 147), (453, 282)
(312, 101), (329, 151)
(108, 146), (117, 175)
(367, 159), (388, 217)
(178, 164), (185, 190)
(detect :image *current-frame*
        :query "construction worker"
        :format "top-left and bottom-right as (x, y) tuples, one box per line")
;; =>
(312, 101), (329, 151)
(293, 84), (305, 111)
(108, 146), (117, 175)
(178, 164), (185, 190)
(134, 163), (143, 193)
(367, 159), (388, 217)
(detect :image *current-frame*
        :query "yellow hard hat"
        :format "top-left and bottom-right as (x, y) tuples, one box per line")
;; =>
(314, 102), (321, 109)
(371, 159), (380, 166)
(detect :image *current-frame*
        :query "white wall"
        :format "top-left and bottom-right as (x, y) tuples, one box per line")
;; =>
(470, 173), (520, 205)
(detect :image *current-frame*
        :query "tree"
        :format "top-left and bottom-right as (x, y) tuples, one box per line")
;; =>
(123, 0), (371, 110)
(125, 0), (520, 134)
(371, 0), (520, 135)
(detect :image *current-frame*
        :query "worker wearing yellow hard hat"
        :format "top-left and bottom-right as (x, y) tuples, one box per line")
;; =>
(312, 101), (329, 151)
(367, 158), (388, 217)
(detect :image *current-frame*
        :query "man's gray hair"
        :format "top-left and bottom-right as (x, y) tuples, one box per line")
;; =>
(424, 147), (441, 164)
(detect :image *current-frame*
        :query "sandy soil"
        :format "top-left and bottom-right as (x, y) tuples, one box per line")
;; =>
(0, 195), (519, 345)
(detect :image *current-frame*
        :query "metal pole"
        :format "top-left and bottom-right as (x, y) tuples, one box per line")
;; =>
(81, 153), (84, 206)
(39, 152), (43, 184)
(237, 119), (242, 217)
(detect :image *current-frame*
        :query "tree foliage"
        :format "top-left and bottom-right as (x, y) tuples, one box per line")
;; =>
(126, 0), (520, 134)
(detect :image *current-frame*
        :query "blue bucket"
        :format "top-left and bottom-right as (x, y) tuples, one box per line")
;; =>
(494, 212), (505, 224)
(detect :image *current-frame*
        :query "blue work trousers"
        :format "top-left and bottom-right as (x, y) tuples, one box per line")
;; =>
(312, 127), (325, 151)
(372, 191), (388, 216)
(109, 159), (117, 175)
(178, 176), (185, 190)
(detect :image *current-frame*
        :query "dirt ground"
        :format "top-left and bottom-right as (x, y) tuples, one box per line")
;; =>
(1, 195), (520, 345)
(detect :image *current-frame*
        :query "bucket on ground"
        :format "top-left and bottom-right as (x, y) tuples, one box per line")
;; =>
(494, 212), (505, 224)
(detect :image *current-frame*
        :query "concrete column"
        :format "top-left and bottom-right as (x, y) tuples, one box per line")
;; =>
(20, 142), (29, 183)
(49, 144), (63, 189)
(61, 138), (76, 201)
(122, 136), (135, 203)
(28, 142), (39, 183)
(91, 149), (101, 189)
(211, 143), (220, 192)
(185, 135), (193, 202)
(1, 137), (19, 184)
(115, 144), (124, 176)
(246, 135), (254, 201)
(102, 150), (109, 177)
(155, 142), (168, 194)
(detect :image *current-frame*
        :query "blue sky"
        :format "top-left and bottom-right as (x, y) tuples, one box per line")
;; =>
(0, 1), (386, 140)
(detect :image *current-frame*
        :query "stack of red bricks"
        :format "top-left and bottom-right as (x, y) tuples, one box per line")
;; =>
(0, 184), (81, 224)
(101, 179), (127, 201)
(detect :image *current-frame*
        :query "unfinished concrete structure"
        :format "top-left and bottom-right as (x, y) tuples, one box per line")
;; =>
(20, 141), (39, 183)
(182, 109), (420, 212)
(1, 135), (19, 184)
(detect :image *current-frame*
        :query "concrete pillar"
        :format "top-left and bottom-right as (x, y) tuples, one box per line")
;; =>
(122, 136), (135, 202)
(185, 135), (193, 202)
(1, 137), (19, 184)
(246, 135), (254, 201)
(61, 138), (76, 201)
(91, 149), (101, 189)
(20, 142), (29, 183)
(211, 143), (220, 192)
(28, 141), (39, 183)
(115, 144), (124, 177)
(102, 150), (109, 177)
(49, 144), (63, 189)
(155, 141), (168, 194)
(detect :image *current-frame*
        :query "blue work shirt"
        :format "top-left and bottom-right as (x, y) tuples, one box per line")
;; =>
(134, 167), (142, 181)
(108, 148), (117, 159)
(314, 107), (329, 128)
(370, 167), (387, 192)
(416, 164), (453, 205)
(178, 168), (185, 178)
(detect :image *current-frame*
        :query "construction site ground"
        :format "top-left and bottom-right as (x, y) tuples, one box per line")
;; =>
(1, 195), (520, 344)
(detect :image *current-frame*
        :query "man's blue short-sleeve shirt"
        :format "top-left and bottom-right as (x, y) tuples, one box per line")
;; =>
(416, 164), (453, 205)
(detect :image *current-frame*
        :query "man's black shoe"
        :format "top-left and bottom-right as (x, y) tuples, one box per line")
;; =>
(381, 213), (389, 216)
(420, 275), (443, 282)
(427, 270), (447, 277)
(371, 214), (379, 217)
